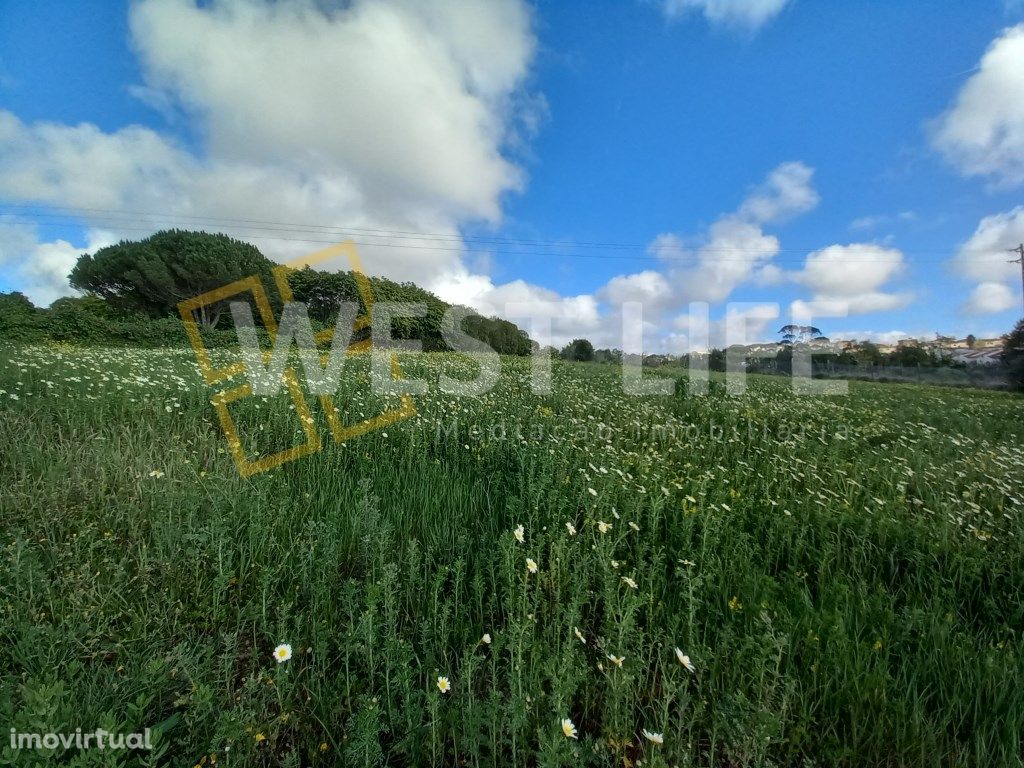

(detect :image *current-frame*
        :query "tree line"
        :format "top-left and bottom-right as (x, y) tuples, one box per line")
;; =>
(0, 230), (533, 355)
(553, 327), (1024, 391)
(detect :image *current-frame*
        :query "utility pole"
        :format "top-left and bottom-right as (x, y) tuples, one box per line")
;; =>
(1010, 243), (1024, 314)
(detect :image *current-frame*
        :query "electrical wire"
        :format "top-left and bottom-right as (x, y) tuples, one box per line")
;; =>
(0, 202), (1003, 263)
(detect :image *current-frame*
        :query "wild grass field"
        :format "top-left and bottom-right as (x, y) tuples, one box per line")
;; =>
(1, 343), (1022, 767)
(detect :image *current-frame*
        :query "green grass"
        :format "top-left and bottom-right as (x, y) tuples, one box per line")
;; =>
(1, 343), (1022, 767)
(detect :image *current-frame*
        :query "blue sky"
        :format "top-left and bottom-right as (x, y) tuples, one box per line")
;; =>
(1, 0), (1023, 349)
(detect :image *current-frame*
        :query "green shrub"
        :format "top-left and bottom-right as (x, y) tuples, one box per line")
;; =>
(0, 292), (271, 349)
(1004, 318), (1024, 391)
(0, 292), (46, 343)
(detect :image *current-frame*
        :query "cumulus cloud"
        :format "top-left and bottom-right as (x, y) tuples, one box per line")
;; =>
(720, 302), (780, 346)
(431, 162), (819, 351)
(736, 161), (819, 224)
(667, 217), (779, 304)
(659, 0), (790, 32)
(666, 302), (779, 352)
(752, 263), (785, 286)
(430, 268), (604, 348)
(953, 205), (1023, 314)
(790, 293), (908, 319)
(0, 109), (470, 289)
(0, 223), (117, 306)
(598, 270), (673, 308)
(954, 205), (1024, 283)
(459, 161), (816, 352)
(0, 0), (538, 301)
(789, 243), (911, 317)
(129, 0), (534, 221)
(931, 24), (1024, 186)
(649, 161), (818, 304)
(795, 243), (903, 298)
(963, 281), (1016, 314)
(440, 162), (814, 351)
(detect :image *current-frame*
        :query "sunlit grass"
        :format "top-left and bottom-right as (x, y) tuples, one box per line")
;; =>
(1, 343), (1022, 766)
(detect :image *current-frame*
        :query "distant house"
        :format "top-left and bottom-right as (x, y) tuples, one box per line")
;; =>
(741, 335), (1006, 365)
(973, 337), (1005, 349)
(806, 338), (838, 351)
(923, 334), (1007, 364)
(745, 343), (782, 357)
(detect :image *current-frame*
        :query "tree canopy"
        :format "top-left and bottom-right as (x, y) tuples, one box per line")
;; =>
(69, 230), (276, 328)
(65, 230), (533, 354)
(1003, 318), (1024, 391)
(778, 324), (823, 344)
(559, 338), (595, 362)
(286, 266), (531, 355)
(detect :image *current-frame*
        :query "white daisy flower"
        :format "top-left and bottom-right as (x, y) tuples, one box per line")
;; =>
(641, 729), (663, 745)
(675, 647), (696, 672)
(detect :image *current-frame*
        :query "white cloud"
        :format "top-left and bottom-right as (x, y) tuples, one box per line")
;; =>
(796, 243), (903, 297)
(963, 281), (1016, 314)
(660, 0), (790, 32)
(790, 243), (911, 317)
(667, 302), (779, 351)
(955, 205), (1024, 283)
(954, 205), (1024, 314)
(737, 161), (819, 224)
(790, 293), (909, 319)
(0, 223), (117, 306)
(722, 302), (779, 345)
(0, 0), (538, 299)
(435, 161), (820, 351)
(649, 161), (818, 305)
(752, 263), (785, 286)
(598, 270), (673, 308)
(0, 111), (475, 286)
(849, 211), (915, 232)
(129, 0), (533, 221)
(931, 24), (1024, 186)
(430, 269), (603, 348)
(463, 161), (814, 351)
(684, 215), (780, 302)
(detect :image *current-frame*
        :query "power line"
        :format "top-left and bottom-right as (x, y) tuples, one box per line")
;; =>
(0, 202), (971, 255)
(0, 202), (1007, 264)
(2, 203), (945, 255)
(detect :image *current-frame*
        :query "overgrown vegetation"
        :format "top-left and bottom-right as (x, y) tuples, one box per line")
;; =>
(1, 229), (532, 355)
(1, 346), (1021, 766)
(1004, 318), (1024, 391)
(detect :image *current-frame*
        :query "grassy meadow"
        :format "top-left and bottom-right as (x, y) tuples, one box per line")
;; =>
(1, 343), (1023, 767)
